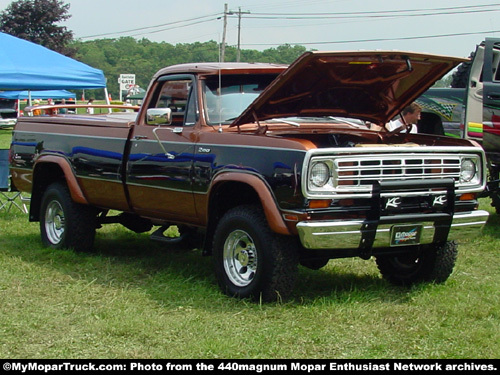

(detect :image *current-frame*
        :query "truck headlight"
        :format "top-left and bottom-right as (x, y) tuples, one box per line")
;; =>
(460, 158), (476, 183)
(310, 162), (330, 187)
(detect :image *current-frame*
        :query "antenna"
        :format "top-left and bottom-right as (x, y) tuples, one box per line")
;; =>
(218, 67), (223, 133)
(217, 22), (223, 134)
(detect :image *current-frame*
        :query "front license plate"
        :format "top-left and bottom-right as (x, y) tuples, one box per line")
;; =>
(390, 224), (422, 247)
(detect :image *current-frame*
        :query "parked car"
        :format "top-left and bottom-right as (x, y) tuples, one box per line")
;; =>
(0, 98), (17, 128)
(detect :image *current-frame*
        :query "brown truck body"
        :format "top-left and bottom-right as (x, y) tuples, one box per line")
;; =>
(10, 51), (489, 301)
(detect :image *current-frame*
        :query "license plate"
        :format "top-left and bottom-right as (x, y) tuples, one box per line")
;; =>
(390, 224), (422, 246)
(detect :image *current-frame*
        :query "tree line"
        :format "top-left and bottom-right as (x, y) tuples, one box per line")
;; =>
(72, 38), (307, 100)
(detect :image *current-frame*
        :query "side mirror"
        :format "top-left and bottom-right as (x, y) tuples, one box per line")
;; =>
(146, 108), (172, 125)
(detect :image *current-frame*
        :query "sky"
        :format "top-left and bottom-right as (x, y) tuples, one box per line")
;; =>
(1, 0), (500, 58)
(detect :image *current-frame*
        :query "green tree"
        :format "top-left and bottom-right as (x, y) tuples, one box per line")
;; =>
(70, 38), (310, 100)
(260, 44), (307, 64)
(0, 0), (74, 56)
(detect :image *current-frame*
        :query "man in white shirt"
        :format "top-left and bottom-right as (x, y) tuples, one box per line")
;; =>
(386, 102), (422, 133)
(86, 98), (94, 114)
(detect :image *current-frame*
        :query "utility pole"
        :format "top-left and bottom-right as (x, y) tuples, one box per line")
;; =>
(220, 3), (228, 62)
(225, 7), (250, 62)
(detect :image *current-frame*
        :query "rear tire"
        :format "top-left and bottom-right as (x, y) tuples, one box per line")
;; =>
(213, 205), (299, 302)
(451, 52), (474, 88)
(375, 241), (458, 286)
(40, 182), (97, 252)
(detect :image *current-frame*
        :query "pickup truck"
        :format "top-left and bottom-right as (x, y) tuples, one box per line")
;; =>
(9, 51), (490, 302)
(417, 38), (500, 213)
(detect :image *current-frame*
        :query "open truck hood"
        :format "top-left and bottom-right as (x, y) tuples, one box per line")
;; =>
(231, 51), (466, 127)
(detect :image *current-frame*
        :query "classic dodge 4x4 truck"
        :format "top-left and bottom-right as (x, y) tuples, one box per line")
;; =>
(10, 51), (490, 301)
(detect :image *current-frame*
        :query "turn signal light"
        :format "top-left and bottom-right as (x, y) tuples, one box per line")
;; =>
(459, 193), (476, 201)
(308, 199), (331, 209)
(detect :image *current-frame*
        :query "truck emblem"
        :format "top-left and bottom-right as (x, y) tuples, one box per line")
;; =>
(198, 147), (211, 153)
(386, 197), (401, 209)
(433, 195), (447, 206)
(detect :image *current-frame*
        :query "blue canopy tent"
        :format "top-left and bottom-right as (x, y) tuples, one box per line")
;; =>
(0, 90), (76, 100)
(0, 32), (108, 102)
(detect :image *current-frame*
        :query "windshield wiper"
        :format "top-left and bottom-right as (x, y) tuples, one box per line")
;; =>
(268, 118), (301, 127)
(328, 116), (366, 127)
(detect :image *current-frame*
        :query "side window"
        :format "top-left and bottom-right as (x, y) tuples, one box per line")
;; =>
(184, 87), (198, 126)
(151, 77), (197, 126)
(494, 54), (500, 82)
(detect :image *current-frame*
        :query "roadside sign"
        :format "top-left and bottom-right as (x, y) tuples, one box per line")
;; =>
(118, 74), (135, 101)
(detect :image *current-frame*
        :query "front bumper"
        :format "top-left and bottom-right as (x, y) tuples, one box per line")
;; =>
(296, 209), (489, 250)
(0, 118), (16, 128)
(297, 178), (489, 251)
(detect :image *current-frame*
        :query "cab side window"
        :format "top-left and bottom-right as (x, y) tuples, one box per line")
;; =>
(494, 56), (500, 82)
(151, 77), (197, 126)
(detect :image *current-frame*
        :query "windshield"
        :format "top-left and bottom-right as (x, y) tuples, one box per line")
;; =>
(0, 99), (16, 110)
(203, 74), (277, 125)
(202, 74), (371, 129)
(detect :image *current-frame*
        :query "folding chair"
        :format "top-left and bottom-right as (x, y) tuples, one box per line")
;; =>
(0, 149), (28, 213)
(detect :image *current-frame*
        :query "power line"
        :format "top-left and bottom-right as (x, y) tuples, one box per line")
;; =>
(249, 3), (500, 17)
(127, 18), (218, 38)
(74, 2), (500, 51)
(245, 9), (500, 20)
(79, 12), (221, 39)
(242, 30), (500, 47)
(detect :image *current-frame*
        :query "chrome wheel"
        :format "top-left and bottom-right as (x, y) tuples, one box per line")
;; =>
(213, 205), (299, 301)
(44, 199), (65, 245)
(223, 229), (258, 287)
(40, 183), (97, 252)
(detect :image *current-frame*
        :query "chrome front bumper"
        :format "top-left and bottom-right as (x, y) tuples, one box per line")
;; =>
(296, 210), (489, 250)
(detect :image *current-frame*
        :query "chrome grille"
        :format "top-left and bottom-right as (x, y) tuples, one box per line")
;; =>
(334, 154), (461, 189)
(303, 147), (486, 199)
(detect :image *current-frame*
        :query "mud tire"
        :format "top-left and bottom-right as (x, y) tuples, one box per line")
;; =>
(213, 205), (299, 302)
(40, 182), (97, 252)
(451, 52), (474, 88)
(375, 241), (458, 286)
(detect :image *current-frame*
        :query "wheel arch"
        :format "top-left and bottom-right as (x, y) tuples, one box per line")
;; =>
(203, 172), (291, 255)
(30, 155), (88, 221)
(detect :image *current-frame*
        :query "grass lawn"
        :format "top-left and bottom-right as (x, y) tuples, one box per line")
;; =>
(0, 129), (12, 149)
(0, 198), (498, 359)
(1, 127), (499, 359)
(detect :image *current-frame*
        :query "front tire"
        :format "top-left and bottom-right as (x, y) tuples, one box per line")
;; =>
(213, 205), (299, 302)
(375, 241), (458, 286)
(488, 167), (500, 214)
(40, 182), (97, 252)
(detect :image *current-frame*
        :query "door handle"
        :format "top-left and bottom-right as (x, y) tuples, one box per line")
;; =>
(134, 135), (148, 140)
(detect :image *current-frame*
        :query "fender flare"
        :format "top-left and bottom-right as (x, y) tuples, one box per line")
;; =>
(34, 155), (88, 205)
(209, 172), (291, 235)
